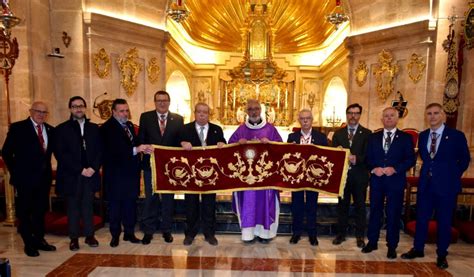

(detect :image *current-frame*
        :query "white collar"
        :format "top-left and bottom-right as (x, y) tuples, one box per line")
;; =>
(245, 116), (267, 130)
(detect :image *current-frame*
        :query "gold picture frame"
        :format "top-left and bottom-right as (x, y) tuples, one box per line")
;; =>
(92, 48), (111, 79)
(373, 50), (399, 102)
(354, 60), (368, 87)
(407, 53), (425, 84)
(117, 48), (143, 97)
(147, 57), (160, 84)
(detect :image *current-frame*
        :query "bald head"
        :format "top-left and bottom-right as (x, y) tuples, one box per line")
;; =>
(246, 99), (262, 122)
(29, 101), (49, 125)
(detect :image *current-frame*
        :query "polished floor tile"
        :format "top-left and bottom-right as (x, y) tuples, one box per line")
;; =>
(0, 226), (472, 276)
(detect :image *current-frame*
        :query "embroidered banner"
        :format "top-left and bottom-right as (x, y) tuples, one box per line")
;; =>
(151, 142), (349, 196)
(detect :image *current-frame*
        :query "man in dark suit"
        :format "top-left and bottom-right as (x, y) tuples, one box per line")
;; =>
(287, 109), (328, 246)
(179, 103), (226, 246)
(138, 90), (184, 244)
(332, 103), (371, 248)
(101, 99), (152, 247)
(54, 96), (102, 251)
(362, 107), (416, 259)
(2, 101), (56, 257)
(401, 103), (470, 269)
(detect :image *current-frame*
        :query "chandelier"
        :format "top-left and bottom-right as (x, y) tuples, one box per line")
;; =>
(326, 0), (349, 30)
(1, 0), (21, 37)
(166, 0), (190, 24)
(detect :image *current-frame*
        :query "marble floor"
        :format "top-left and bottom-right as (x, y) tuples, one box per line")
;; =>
(0, 226), (473, 276)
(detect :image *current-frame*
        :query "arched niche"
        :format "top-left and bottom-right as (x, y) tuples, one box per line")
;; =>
(166, 70), (191, 123)
(322, 77), (348, 127)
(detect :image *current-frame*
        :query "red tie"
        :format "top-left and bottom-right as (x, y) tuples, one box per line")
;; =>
(37, 124), (46, 152)
(159, 114), (166, 136)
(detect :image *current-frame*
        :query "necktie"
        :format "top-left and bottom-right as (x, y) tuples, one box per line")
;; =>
(159, 114), (166, 136)
(37, 124), (46, 152)
(199, 126), (206, 146)
(384, 131), (392, 153)
(348, 128), (355, 147)
(123, 123), (133, 142)
(430, 132), (438, 159)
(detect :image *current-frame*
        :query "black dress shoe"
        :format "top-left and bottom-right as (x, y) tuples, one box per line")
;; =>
(436, 256), (448, 269)
(309, 236), (319, 246)
(36, 239), (56, 251)
(85, 236), (99, 247)
(361, 244), (378, 253)
(110, 236), (119, 248)
(356, 237), (366, 248)
(289, 235), (301, 244)
(69, 238), (79, 251)
(24, 245), (40, 257)
(183, 236), (194, 246)
(205, 235), (218, 246)
(258, 237), (271, 244)
(123, 233), (141, 243)
(332, 235), (346, 245)
(401, 248), (425, 259)
(162, 232), (173, 243)
(142, 234), (153, 245)
(387, 248), (397, 259)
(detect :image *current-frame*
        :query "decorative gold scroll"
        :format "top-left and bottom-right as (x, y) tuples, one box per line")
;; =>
(407, 53), (425, 84)
(147, 57), (160, 84)
(373, 50), (399, 102)
(92, 48), (111, 79)
(354, 60), (368, 87)
(117, 48), (143, 97)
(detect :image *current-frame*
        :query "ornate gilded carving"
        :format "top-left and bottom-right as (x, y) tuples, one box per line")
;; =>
(407, 53), (425, 84)
(92, 48), (111, 79)
(117, 48), (143, 97)
(93, 92), (114, 120)
(373, 50), (399, 102)
(146, 57), (160, 84)
(443, 29), (459, 114)
(354, 60), (368, 87)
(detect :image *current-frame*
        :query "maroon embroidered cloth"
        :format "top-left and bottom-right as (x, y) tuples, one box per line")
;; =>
(151, 142), (349, 196)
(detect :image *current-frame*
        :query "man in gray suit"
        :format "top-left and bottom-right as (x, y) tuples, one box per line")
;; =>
(332, 103), (371, 248)
(138, 90), (184, 244)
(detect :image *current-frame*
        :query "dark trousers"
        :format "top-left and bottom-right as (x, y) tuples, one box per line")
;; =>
(414, 181), (457, 257)
(367, 179), (404, 248)
(336, 173), (368, 237)
(291, 190), (318, 236)
(185, 194), (216, 238)
(109, 199), (137, 237)
(66, 176), (94, 239)
(16, 182), (50, 247)
(140, 168), (174, 235)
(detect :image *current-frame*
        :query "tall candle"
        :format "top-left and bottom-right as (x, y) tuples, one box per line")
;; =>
(233, 88), (236, 110)
(285, 88), (288, 109)
(277, 87), (280, 109)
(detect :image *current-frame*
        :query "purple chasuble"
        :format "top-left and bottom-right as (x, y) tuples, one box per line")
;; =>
(229, 123), (282, 231)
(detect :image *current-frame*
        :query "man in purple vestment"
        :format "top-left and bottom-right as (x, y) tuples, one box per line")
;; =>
(229, 99), (282, 243)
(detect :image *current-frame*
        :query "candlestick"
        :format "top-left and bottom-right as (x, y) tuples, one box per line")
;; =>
(232, 87), (236, 110)
(285, 88), (288, 109)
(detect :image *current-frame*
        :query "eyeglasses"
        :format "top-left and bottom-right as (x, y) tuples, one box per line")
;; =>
(31, 109), (49, 115)
(71, 105), (85, 109)
(346, 112), (361, 115)
(155, 100), (170, 104)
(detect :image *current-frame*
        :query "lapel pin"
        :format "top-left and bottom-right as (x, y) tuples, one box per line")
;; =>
(445, 136), (448, 139)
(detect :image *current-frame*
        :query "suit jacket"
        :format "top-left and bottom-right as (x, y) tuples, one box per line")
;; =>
(332, 125), (371, 185)
(367, 129), (416, 189)
(101, 117), (141, 200)
(179, 121), (226, 147)
(287, 128), (328, 146)
(2, 118), (54, 189)
(138, 110), (184, 167)
(54, 118), (102, 196)
(418, 125), (471, 195)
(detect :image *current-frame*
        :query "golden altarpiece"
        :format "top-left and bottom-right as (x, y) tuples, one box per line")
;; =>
(218, 1), (294, 126)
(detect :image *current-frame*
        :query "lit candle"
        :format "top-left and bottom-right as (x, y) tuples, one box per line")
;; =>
(277, 87), (280, 109)
(224, 85), (228, 108)
(233, 87), (236, 110)
(285, 88), (288, 109)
